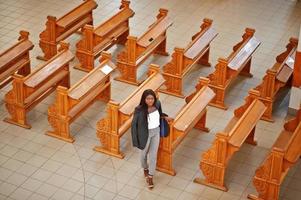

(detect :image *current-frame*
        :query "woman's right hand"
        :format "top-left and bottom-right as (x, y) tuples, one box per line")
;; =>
(164, 116), (173, 122)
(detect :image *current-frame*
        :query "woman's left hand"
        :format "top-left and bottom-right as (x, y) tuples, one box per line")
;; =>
(164, 116), (173, 122)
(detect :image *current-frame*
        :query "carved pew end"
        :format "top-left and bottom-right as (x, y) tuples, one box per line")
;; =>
(93, 101), (127, 159)
(156, 167), (176, 176)
(156, 134), (176, 176)
(208, 88), (228, 110)
(36, 55), (48, 61)
(46, 131), (75, 143)
(247, 194), (258, 200)
(193, 178), (228, 191)
(74, 30), (98, 72)
(114, 75), (142, 86)
(74, 63), (92, 73)
(93, 146), (125, 159)
(3, 118), (31, 129)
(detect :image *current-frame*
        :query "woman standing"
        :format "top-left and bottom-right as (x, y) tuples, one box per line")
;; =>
(131, 89), (171, 189)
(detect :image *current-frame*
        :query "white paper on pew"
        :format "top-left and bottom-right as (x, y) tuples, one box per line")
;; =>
(285, 56), (294, 69)
(101, 64), (113, 75)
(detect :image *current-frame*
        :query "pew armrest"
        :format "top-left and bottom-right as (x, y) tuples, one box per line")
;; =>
(228, 99), (266, 147)
(24, 50), (74, 88)
(57, 0), (97, 28)
(228, 37), (260, 71)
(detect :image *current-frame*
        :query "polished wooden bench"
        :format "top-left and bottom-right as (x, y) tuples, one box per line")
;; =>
(194, 92), (266, 191)
(0, 31), (34, 89)
(94, 65), (165, 158)
(292, 29), (301, 87)
(75, 0), (134, 72)
(38, 0), (97, 61)
(157, 78), (215, 175)
(245, 38), (298, 122)
(207, 28), (260, 109)
(47, 52), (116, 142)
(115, 8), (172, 85)
(248, 107), (301, 200)
(160, 19), (218, 97)
(4, 42), (74, 129)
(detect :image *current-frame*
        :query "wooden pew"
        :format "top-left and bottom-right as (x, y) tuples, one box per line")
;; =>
(47, 52), (116, 143)
(115, 8), (173, 85)
(94, 65), (165, 158)
(244, 38), (298, 122)
(75, 0), (134, 72)
(38, 0), (98, 61)
(157, 78), (215, 175)
(194, 91), (267, 191)
(0, 31), (34, 89)
(248, 107), (301, 200)
(207, 28), (261, 109)
(4, 42), (74, 129)
(160, 18), (218, 97)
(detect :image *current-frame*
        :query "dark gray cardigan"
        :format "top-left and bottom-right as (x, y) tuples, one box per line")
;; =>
(131, 100), (167, 150)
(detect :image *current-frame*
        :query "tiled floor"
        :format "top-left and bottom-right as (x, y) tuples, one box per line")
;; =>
(0, 0), (301, 199)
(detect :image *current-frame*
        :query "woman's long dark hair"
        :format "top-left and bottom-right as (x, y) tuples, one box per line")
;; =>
(138, 89), (157, 119)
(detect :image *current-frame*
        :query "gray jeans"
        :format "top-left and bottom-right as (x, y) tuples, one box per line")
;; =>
(140, 127), (160, 176)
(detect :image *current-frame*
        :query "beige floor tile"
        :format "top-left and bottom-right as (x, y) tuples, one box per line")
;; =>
(119, 185), (141, 199)
(114, 195), (132, 200)
(28, 193), (48, 200)
(159, 185), (182, 199)
(56, 165), (79, 178)
(2, 159), (23, 171)
(9, 187), (32, 200)
(184, 181), (206, 196)
(51, 188), (74, 200)
(219, 192), (241, 200)
(6, 173), (28, 187)
(70, 194), (85, 200)
(135, 190), (158, 200)
(36, 183), (59, 197)
(86, 173), (109, 188)
(62, 178), (84, 193)
(168, 176), (190, 190)
(21, 177), (43, 192)
(46, 173), (68, 187)
(0, 145), (18, 157)
(41, 159), (63, 172)
(103, 179), (126, 193)
(0, 155), (9, 165)
(0, 182), (17, 196)
(127, 176), (146, 189)
(31, 169), (52, 182)
(78, 184), (99, 198)
(177, 191), (199, 200)
(26, 155), (48, 168)
(201, 187), (223, 200)
(0, 167), (13, 181)
(93, 189), (116, 200)
(12, 150), (33, 162)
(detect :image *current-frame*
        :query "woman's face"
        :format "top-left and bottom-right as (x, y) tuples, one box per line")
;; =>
(145, 94), (155, 107)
